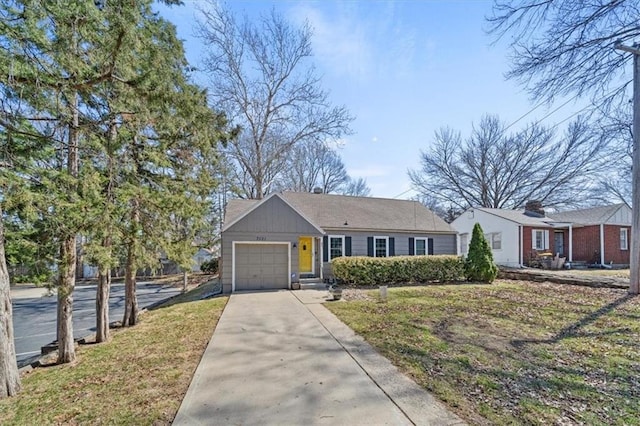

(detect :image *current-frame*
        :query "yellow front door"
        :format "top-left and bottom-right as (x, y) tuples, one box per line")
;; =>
(298, 237), (313, 274)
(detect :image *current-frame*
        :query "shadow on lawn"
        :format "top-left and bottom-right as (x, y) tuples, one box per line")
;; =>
(512, 293), (638, 347)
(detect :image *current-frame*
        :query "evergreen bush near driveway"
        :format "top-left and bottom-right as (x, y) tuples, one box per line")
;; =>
(464, 223), (498, 283)
(200, 258), (219, 274)
(331, 255), (464, 286)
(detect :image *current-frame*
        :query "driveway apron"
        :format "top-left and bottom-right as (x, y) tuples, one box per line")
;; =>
(173, 290), (411, 425)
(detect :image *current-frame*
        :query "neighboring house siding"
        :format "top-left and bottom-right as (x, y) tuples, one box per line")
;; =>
(451, 210), (520, 267)
(522, 226), (557, 265)
(571, 226), (601, 264)
(607, 205), (632, 225)
(604, 225), (630, 265)
(571, 225), (629, 265)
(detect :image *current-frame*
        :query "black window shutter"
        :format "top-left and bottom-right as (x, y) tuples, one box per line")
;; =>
(367, 237), (374, 257)
(428, 238), (434, 255)
(345, 236), (352, 256)
(323, 236), (329, 261)
(389, 237), (395, 256)
(409, 237), (415, 255)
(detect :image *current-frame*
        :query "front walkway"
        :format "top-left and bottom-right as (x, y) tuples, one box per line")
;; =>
(173, 289), (465, 425)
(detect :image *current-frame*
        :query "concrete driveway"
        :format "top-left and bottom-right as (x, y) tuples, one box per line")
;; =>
(173, 289), (464, 425)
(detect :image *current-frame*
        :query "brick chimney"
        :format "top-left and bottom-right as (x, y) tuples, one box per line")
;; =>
(524, 200), (545, 217)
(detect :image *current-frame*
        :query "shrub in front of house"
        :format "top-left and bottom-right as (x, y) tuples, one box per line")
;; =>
(464, 223), (498, 283)
(331, 255), (464, 286)
(200, 258), (219, 274)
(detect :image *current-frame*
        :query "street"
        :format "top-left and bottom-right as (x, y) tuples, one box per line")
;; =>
(11, 282), (182, 366)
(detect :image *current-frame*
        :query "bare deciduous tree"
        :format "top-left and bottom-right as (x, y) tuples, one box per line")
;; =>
(409, 115), (606, 210)
(277, 141), (348, 193)
(488, 0), (638, 205)
(487, 0), (639, 107)
(341, 177), (371, 197)
(196, 3), (353, 199)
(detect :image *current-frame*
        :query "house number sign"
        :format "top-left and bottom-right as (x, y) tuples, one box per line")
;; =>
(256, 236), (267, 241)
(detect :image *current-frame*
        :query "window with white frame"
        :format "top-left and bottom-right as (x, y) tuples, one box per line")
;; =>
(329, 235), (345, 261)
(532, 229), (549, 250)
(415, 238), (427, 255)
(484, 232), (502, 250)
(460, 233), (469, 255)
(620, 228), (629, 250)
(374, 236), (388, 257)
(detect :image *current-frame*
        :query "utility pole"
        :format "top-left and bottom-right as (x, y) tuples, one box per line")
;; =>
(615, 42), (640, 295)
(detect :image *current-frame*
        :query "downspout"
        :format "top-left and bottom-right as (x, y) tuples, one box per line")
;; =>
(568, 224), (573, 263)
(519, 225), (524, 267)
(600, 223), (605, 266)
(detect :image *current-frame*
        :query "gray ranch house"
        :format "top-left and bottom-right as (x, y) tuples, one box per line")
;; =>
(220, 191), (457, 293)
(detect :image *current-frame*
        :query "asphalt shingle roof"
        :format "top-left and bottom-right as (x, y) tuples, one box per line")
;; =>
(473, 204), (628, 226)
(223, 199), (259, 227)
(548, 203), (627, 225)
(476, 208), (554, 226)
(224, 192), (454, 233)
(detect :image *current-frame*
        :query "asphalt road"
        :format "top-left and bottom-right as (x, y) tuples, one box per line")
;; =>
(11, 282), (182, 366)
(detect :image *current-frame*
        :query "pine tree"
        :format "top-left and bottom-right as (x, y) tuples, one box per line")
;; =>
(465, 223), (498, 283)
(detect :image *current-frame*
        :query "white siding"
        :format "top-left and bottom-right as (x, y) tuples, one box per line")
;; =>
(451, 209), (521, 267)
(607, 205), (632, 225)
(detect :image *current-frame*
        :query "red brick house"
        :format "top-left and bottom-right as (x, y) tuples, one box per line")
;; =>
(452, 203), (632, 268)
(550, 204), (632, 266)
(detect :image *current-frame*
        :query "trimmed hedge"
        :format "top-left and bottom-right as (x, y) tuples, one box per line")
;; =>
(331, 255), (465, 286)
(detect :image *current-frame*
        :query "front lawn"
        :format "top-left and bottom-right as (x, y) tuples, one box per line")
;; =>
(0, 282), (227, 425)
(326, 281), (640, 425)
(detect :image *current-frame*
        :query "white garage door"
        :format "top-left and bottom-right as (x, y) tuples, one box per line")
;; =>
(234, 244), (289, 291)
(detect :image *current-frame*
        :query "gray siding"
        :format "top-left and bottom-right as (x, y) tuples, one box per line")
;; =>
(222, 196), (323, 293)
(227, 196), (320, 235)
(322, 231), (457, 279)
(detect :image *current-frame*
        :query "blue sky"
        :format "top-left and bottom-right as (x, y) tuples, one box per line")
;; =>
(155, 0), (586, 199)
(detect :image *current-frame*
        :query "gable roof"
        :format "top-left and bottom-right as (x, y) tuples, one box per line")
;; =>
(223, 199), (260, 228)
(221, 193), (324, 234)
(223, 191), (454, 234)
(548, 203), (629, 225)
(464, 203), (630, 227)
(474, 208), (556, 227)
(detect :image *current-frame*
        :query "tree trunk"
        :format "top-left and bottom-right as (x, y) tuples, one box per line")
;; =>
(123, 243), (138, 326)
(57, 90), (79, 364)
(95, 263), (110, 343)
(183, 270), (188, 292)
(96, 118), (116, 340)
(123, 198), (139, 327)
(57, 235), (76, 363)
(0, 205), (21, 398)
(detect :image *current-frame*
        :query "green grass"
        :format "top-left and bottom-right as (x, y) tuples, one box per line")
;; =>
(327, 280), (640, 425)
(0, 282), (227, 425)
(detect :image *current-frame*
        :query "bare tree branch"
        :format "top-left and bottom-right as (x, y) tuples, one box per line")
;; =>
(409, 114), (608, 211)
(196, 3), (353, 199)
